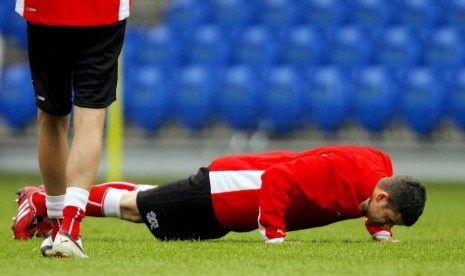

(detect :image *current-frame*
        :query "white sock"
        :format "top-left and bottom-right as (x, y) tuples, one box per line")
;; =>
(136, 184), (155, 191)
(64, 187), (89, 211)
(103, 188), (125, 218)
(46, 194), (65, 219)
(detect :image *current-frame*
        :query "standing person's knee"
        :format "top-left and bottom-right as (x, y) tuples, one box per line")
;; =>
(38, 110), (69, 130)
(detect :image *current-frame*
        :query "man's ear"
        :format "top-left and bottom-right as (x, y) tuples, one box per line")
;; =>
(375, 191), (389, 202)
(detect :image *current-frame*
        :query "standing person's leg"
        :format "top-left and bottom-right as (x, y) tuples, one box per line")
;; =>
(27, 22), (75, 244)
(37, 110), (69, 240)
(50, 107), (105, 258)
(58, 106), (106, 240)
(66, 107), (105, 190)
(37, 110), (69, 195)
(51, 20), (127, 258)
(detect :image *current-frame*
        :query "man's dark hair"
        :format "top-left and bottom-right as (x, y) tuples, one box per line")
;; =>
(378, 175), (427, 226)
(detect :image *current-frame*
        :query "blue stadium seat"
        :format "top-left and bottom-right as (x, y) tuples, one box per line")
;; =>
(350, 0), (397, 33)
(122, 26), (142, 68)
(446, 68), (465, 132)
(0, 63), (36, 130)
(300, 0), (351, 35)
(164, 0), (211, 38)
(0, 0), (14, 36)
(262, 66), (305, 133)
(123, 65), (175, 133)
(399, 67), (448, 136)
(218, 65), (264, 131)
(231, 25), (280, 73)
(444, 0), (465, 31)
(5, 11), (28, 49)
(375, 27), (423, 74)
(397, 0), (445, 40)
(174, 65), (218, 130)
(184, 24), (230, 69)
(352, 66), (399, 133)
(424, 27), (465, 72)
(258, 0), (303, 38)
(210, 0), (258, 39)
(304, 66), (353, 133)
(328, 25), (374, 70)
(280, 25), (327, 70)
(124, 25), (182, 71)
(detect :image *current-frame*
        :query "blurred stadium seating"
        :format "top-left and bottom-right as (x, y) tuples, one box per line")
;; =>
(0, 1), (11, 36)
(424, 27), (465, 73)
(447, 68), (465, 132)
(164, 0), (211, 38)
(1, 0), (465, 139)
(262, 66), (305, 134)
(174, 65), (218, 131)
(210, 0), (258, 39)
(399, 67), (449, 136)
(259, 0), (303, 38)
(328, 25), (374, 71)
(280, 25), (327, 70)
(300, 0), (351, 35)
(124, 25), (183, 72)
(184, 24), (231, 69)
(375, 26), (423, 75)
(230, 25), (280, 74)
(397, 0), (445, 40)
(124, 65), (175, 133)
(350, 0), (397, 33)
(217, 65), (264, 131)
(304, 66), (353, 133)
(0, 0), (28, 49)
(0, 63), (36, 130)
(444, 0), (465, 30)
(352, 66), (399, 133)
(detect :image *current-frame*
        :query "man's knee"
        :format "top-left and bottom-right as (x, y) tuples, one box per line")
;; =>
(38, 110), (69, 133)
(120, 191), (143, 223)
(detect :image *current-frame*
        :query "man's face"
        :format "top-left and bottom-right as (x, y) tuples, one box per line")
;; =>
(366, 193), (403, 229)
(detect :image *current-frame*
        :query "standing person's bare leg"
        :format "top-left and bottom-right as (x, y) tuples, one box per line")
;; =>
(37, 109), (69, 241)
(66, 107), (106, 192)
(52, 106), (106, 258)
(38, 110), (69, 195)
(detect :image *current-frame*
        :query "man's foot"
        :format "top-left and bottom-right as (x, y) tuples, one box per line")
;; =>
(12, 186), (50, 239)
(52, 231), (88, 258)
(40, 236), (53, 257)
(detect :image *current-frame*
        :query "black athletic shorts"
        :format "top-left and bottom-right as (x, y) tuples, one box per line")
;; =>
(27, 20), (126, 116)
(136, 167), (229, 241)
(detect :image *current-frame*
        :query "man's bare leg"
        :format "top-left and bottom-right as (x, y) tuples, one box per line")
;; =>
(37, 109), (69, 196)
(37, 109), (69, 239)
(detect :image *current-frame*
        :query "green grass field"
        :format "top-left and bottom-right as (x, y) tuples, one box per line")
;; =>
(1, 173), (464, 276)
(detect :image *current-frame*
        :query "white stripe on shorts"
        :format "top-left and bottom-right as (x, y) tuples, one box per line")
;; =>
(209, 170), (264, 194)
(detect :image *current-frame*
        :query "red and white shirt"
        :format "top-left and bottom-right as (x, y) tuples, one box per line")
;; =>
(209, 145), (393, 242)
(15, 0), (132, 26)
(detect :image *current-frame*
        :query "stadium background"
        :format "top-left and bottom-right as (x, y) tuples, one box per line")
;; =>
(0, 0), (465, 181)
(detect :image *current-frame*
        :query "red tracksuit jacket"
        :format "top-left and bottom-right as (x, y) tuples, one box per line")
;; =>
(209, 145), (393, 241)
(15, 0), (132, 26)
